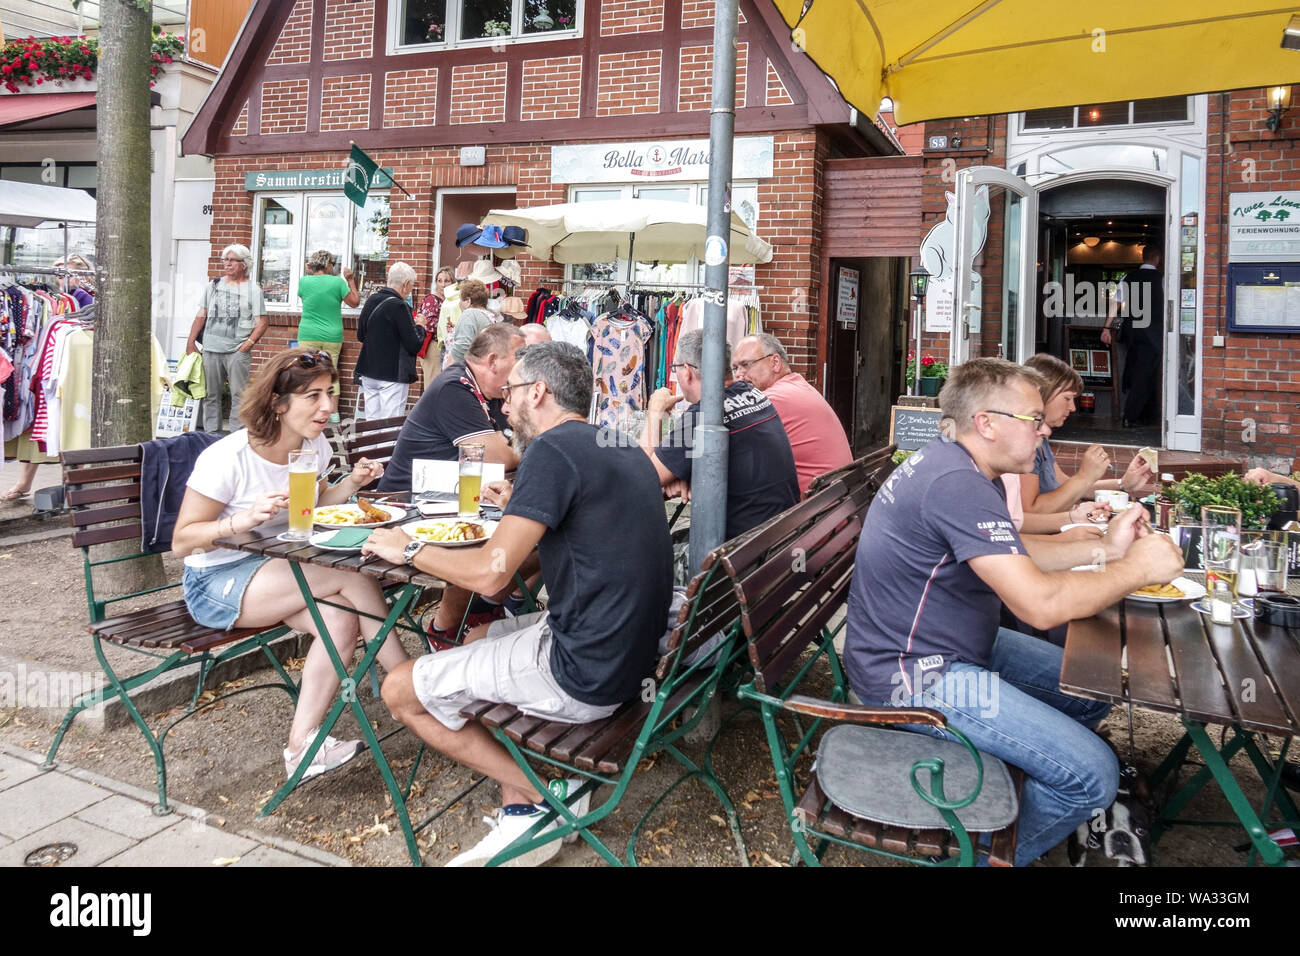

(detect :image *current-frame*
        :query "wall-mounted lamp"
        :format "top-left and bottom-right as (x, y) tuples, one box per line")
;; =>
(909, 268), (930, 300)
(1267, 85), (1292, 133)
(1282, 14), (1300, 50)
(1083, 236), (1100, 248)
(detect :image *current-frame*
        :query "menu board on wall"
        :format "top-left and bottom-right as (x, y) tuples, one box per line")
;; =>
(1228, 264), (1300, 333)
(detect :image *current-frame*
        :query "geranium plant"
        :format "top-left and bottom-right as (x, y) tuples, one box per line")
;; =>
(1, 25), (183, 94)
(904, 351), (948, 387)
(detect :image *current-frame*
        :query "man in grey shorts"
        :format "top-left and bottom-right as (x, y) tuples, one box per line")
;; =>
(365, 342), (673, 867)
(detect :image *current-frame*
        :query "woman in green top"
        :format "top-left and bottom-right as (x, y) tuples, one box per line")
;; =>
(296, 250), (360, 395)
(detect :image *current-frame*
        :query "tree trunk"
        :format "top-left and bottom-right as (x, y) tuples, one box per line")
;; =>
(94, 0), (164, 590)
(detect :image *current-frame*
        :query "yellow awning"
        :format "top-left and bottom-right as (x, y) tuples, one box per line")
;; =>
(770, 1), (1300, 124)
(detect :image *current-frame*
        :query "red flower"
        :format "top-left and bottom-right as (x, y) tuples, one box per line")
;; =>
(28, 60), (38, 69)
(922, 356), (935, 367)
(1, 65), (10, 75)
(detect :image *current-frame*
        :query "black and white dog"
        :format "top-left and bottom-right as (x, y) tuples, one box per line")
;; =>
(1068, 763), (1154, 867)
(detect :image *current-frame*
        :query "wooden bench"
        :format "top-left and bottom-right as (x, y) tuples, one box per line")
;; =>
(451, 520), (800, 866)
(323, 414), (406, 487)
(43, 444), (296, 813)
(806, 443), (897, 498)
(732, 476), (1025, 867)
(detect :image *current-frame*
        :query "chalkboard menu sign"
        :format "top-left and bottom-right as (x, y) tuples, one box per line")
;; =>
(889, 405), (944, 451)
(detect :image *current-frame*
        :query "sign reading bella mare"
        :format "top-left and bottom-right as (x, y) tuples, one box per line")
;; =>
(244, 168), (395, 191)
(551, 137), (774, 184)
(1229, 191), (1300, 261)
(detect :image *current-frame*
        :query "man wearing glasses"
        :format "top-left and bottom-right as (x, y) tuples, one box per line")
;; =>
(639, 330), (799, 541)
(844, 358), (1184, 866)
(730, 333), (852, 495)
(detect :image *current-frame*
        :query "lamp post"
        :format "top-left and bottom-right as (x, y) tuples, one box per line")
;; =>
(908, 268), (929, 397)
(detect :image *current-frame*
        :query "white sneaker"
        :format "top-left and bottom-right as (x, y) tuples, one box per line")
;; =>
(547, 778), (592, 845)
(444, 807), (563, 867)
(283, 731), (363, 781)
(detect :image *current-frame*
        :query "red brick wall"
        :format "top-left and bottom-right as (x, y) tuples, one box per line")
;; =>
(451, 63), (508, 124)
(767, 62), (792, 107)
(596, 50), (661, 115)
(383, 68), (438, 128)
(323, 0), (374, 61)
(681, 0), (746, 29)
(678, 42), (747, 112)
(521, 56), (583, 121)
(266, 0), (312, 65)
(321, 74), (372, 131)
(260, 79), (310, 134)
(600, 0), (663, 36)
(231, 101), (249, 136)
(1203, 89), (1300, 464)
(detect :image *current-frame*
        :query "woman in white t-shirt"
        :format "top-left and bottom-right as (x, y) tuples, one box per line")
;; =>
(172, 348), (408, 782)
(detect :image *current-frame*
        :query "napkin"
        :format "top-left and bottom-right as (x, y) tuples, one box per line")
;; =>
(318, 528), (372, 548)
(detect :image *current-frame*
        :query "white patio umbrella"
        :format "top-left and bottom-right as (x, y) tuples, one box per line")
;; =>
(479, 198), (773, 270)
(0, 179), (97, 228)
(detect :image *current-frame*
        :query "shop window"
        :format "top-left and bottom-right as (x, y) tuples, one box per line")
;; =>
(395, 0), (579, 49)
(1022, 97), (1189, 132)
(253, 192), (390, 310)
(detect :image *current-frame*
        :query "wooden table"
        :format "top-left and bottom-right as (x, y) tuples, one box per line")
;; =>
(216, 525), (446, 866)
(1062, 583), (1300, 866)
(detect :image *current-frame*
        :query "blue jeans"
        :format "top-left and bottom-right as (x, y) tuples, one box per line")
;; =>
(873, 628), (1118, 866)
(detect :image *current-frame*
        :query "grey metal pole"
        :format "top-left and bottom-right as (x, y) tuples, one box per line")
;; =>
(688, 0), (737, 574)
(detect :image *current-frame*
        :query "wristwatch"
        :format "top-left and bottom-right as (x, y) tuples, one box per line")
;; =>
(402, 539), (425, 565)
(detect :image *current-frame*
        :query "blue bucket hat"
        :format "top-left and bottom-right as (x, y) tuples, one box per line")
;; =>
(455, 223), (483, 247)
(475, 224), (510, 249)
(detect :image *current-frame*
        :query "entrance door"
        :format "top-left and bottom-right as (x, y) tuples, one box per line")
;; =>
(949, 166), (1039, 365)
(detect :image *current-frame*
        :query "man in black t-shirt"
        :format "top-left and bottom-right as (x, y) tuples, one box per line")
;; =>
(380, 322), (523, 491)
(365, 342), (673, 867)
(640, 329), (799, 540)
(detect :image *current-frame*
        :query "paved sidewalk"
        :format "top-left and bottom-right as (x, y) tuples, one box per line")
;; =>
(0, 744), (349, 867)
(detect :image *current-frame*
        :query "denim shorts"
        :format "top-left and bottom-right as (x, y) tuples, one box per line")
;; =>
(182, 555), (271, 631)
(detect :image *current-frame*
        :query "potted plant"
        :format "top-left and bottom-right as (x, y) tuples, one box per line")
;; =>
(1163, 472), (1281, 530)
(905, 352), (948, 396)
(482, 19), (511, 38)
(425, 22), (445, 42)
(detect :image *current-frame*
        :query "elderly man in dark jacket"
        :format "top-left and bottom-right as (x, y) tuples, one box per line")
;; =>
(355, 262), (424, 419)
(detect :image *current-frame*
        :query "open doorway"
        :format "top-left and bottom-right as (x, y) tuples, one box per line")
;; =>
(1034, 181), (1166, 448)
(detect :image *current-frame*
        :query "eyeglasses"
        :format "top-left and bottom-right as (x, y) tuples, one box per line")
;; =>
(283, 350), (333, 373)
(983, 409), (1046, 429)
(730, 353), (775, 374)
(500, 380), (539, 402)
(669, 362), (697, 372)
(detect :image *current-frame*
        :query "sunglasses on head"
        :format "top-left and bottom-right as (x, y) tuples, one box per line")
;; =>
(283, 350), (333, 372)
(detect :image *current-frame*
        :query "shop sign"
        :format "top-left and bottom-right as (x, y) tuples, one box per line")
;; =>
(244, 168), (395, 191)
(1228, 191), (1300, 261)
(836, 267), (859, 327)
(551, 137), (774, 183)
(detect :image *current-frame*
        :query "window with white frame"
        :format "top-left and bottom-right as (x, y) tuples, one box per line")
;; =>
(567, 183), (760, 286)
(394, 0), (580, 49)
(254, 192), (390, 311)
(1021, 96), (1190, 132)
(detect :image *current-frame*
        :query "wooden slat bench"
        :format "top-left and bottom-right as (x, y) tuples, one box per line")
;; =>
(43, 444), (296, 813)
(733, 476), (1025, 867)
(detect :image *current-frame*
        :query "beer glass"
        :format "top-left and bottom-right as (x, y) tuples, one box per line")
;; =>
(458, 443), (485, 517)
(286, 448), (319, 540)
(1201, 505), (1242, 602)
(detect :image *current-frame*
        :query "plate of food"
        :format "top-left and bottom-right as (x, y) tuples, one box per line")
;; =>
(401, 518), (498, 547)
(313, 500), (406, 529)
(1127, 577), (1205, 604)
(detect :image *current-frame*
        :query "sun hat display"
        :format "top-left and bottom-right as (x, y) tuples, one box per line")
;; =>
(501, 225), (529, 247)
(496, 259), (521, 288)
(468, 258), (503, 285)
(475, 224), (510, 249)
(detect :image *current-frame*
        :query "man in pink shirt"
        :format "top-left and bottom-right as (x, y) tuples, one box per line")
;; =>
(731, 333), (853, 495)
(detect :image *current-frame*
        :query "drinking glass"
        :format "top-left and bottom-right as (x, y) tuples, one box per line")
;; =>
(1201, 505), (1242, 602)
(1256, 538), (1290, 594)
(458, 442), (485, 517)
(286, 448), (319, 540)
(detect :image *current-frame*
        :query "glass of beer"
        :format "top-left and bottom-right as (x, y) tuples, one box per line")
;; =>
(1201, 505), (1242, 602)
(286, 448), (319, 540)
(458, 442), (485, 517)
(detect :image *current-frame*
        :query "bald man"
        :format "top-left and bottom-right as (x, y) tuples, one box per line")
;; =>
(730, 333), (852, 495)
(520, 324), (552, 346)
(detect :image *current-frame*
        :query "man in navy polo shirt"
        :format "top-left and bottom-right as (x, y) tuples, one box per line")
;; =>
(845, 357), (1184, 866)
(640, 330), (799, 540)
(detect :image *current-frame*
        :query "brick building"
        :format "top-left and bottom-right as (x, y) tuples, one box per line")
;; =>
(181, 0), (913, 448)
(906, 93), (1299, 472)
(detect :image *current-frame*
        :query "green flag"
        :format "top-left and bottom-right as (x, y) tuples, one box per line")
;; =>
(344, 144), (379, 208)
